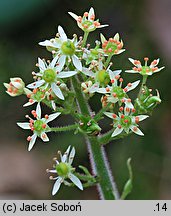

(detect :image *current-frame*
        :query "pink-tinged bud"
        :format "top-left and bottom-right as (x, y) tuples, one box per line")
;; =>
(4, 77), (25, 97)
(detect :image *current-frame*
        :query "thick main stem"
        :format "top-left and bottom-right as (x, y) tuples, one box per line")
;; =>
(72, 76), (119, 200)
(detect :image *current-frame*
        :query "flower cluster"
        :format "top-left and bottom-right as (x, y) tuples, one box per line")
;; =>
(4, 7), (164, 198)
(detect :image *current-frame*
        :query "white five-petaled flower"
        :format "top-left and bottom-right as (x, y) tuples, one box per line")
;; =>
(104, 106), (149, 137)
(17, 103), (61, 151)
(125, 57), (165, 76)
(100, 33), (125, 55)
(68, 7), (108, 32)
(39, 26), (82, 71)
(47, 146), (83, 196)
(97, 71), (140, 108)
(27, 56), (77, 100)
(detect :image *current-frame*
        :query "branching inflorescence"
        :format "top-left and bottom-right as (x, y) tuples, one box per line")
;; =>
(4, 7), (164, 199)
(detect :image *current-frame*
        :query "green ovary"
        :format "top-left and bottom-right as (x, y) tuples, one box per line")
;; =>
(141, 66), (152, 75)
(56, 162), (70, 177)
(106, 42), (117, 52)
(61, 40), (75, 56)
(112, 86), (125, 99)
(120, 116), (132, 127)
(96, 70), (110, 86)
(34, 120), (44, 132)
(43, 69), (56, 83)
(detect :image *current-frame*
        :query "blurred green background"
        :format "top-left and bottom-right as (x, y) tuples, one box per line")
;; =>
(0, 0), (171, 199)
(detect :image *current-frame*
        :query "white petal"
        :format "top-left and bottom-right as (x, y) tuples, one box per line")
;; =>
(51, 101), (56, 110)
(150, 58), (159, 68)
(28, 133), (37, 151)
(55, 55), (66, 72)
(36, 103), (41, 119)
(27, 80), (45, 89)
(100, 33), (107, 43)
(58, 26), (67, 42)
(23, 101), (35, 107)
(82, 67), (95, 77)
(125, 70), (137, 73)
(154, 66), (165, 73)
(52, 177), (63, 196)
(97, 87), (108, 94)
(51, 83), (64, 100)
(4, 83), (10, 89)
(39, 40), (54, 47)
(46, 112), (61, 123)
(126, 80), (140, 92)
(88, 7), (95, 20)
(17, 122), (30, 129)
(112, 127), (123, 137)
(116, 49), (125, 54)
(128, 58), (136, 65)
(68, 12), (78, 21)
(124, 100), (134, 110)
(72, 55), (82, 71)
(40, 132), (49, 142)
(68, 147), (75, 164)
(50, 55), (59, 68)
(113, 70), (122, 76)
(89, 83), (99, 93)
(136, 115), (149, 122)
(57, 71), (77, 78)
(69, 173), (83, 190)
(48, 169), (57, 173)
(130, 125), (144, 136)
(104, 112), (115, 119)
(97, 24), (109, 28)
(38, 58), (46, 70)
(114, 33), (119, 41)
(62, 146), (71, 162)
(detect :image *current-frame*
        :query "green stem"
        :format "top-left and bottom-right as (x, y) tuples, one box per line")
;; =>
(94, 103), (111, 122)
(50, 124), (77, 132)
(104, 54), (112, 68)
(82, 31), (89, 47)
(72, 75), (119, 200)
(138, 75), (148, 98)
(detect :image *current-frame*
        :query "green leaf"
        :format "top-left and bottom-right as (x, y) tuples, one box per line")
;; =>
(121, 158), (133, 200)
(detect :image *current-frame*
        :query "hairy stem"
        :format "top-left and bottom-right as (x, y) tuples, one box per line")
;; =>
(50, 124), (78, 132)
(72, 75), (119, 199)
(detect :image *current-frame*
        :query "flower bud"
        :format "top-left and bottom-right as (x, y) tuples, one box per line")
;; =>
(4, 77), (25, 97)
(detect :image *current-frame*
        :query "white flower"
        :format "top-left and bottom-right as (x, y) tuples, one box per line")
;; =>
(100, 33), (125, 55)
(125, 57), (165, 75)
(104, 106), (149, 137)
(68, 7), (108, 32)
(92, 67), (140, 108)
(39, 26), (82, 71)
(17, 103), (61, 151)
(47, 146), (83, 195)
(27, 56), (77, 100)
